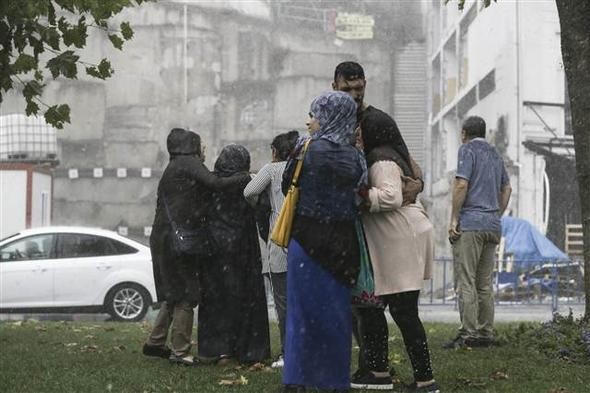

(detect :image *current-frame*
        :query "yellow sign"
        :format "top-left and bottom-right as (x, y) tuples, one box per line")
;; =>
(335, 13), (374, 40)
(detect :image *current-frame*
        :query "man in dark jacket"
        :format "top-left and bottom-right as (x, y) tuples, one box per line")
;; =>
(143, 128), (250, 366)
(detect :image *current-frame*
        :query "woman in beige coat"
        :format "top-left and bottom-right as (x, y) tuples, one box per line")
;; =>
(352, 108), (439, 393)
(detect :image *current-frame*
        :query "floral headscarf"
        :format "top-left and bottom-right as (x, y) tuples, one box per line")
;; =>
(297, 90), (368, 195)
(310, 90), (358, 145)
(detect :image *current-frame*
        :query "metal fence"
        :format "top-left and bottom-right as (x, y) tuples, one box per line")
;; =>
(419, 257), (585, 312)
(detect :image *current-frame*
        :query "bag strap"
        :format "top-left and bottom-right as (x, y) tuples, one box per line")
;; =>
(160, 192), (179, 231)
(291, 139), (311, 187)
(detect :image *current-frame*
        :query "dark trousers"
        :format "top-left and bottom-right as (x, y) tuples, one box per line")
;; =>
(352, 306), (388, 372)
(270, 272), (287, 354)
(353, 291), (434, 382)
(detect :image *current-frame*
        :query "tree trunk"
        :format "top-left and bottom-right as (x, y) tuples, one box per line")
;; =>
(555, 0), (590, 319)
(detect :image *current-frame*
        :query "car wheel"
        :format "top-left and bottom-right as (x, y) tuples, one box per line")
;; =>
(105, 282), (151, 322)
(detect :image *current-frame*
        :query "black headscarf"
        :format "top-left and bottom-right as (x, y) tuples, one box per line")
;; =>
(214, 144), (251, 177)
(359, 107), (413, 177)
(167, 128), (201, 157)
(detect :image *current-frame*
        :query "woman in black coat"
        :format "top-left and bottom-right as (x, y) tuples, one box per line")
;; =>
(143, 129), (250, 366)
(197, 144), (271, 365)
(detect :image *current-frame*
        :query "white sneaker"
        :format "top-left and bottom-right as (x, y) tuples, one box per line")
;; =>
(271, 355), (284, 368)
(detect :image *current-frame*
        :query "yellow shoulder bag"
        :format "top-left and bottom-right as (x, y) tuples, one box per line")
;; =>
(270, 139), (311, 248)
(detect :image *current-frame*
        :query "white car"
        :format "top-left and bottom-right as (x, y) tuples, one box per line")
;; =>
(0, 227), (157, 322)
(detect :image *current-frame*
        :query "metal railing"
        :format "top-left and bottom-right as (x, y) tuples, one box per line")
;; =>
(419, 257), (585, 312)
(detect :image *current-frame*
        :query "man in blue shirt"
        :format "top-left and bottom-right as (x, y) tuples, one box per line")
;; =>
(445, 116), (512, 349)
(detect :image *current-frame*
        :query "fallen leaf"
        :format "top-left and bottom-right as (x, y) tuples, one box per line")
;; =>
(64, 342), (78, 347)
(84, 335), (96, 340)
(218, 375), (249, 386)
(490, 371), (509, 380)
(72, 328), (82, 332)
(248, 362), (269, 372)
(81, 344), (99, 352)
(112, 345), (126, 352)
(11, 321), (23, 327)
(548, 389), (570, 393)
(457, 377), (487, 388)
(35, 326), (47, 332)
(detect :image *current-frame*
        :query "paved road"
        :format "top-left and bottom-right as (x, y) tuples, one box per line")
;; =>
(417, 303), (585, 323)
(1, 303), (585, 324)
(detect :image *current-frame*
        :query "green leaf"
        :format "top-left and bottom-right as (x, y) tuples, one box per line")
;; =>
(25, 100), (40, 116)
(44, 104), (71, 129)
(62, 17), (88, 48)
(85, 66), (100, 79)
(85, 59), (113, 80)
(12, 53), (37, 74)
(97, 59), (113, 77)
(0, 20), (9, 39)
(22, 80), (45, 117)
(28, 35), (45, 59)
(46, 50), (79, 79)
(120, 22), (133, 40)
(39, 26), (61, 50)
(108, 34), (124, 50)
(13, 24), (27, 51)
(57, 0), (76, 14)
(22, 80), (44, 100)
(0, 76), (14, 94)
(47, 3), (57, 25)
(57, 17), (69, 34)
(34, 70), (43, 81)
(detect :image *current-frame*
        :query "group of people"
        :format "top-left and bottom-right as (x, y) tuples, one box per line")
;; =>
(141, 61), (511, 393)
(143, 129), (271, 366)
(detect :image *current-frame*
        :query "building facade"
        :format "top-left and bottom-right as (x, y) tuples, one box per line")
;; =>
(1, 1), (426, 242)
(423, 0), (575, 255)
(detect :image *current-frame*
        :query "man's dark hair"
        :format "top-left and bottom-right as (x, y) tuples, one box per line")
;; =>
(334, 61), (365, 82)
(462, 116), (486, 139)
(271, 130), (299, 161)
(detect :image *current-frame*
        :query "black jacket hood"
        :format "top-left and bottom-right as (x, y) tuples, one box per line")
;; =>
(167, 128), (201, 156)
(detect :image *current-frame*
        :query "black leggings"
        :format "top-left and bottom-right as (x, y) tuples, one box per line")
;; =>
(353, 290), (434, 382)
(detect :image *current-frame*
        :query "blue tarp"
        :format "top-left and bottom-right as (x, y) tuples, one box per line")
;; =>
(501, 216), (569, 268)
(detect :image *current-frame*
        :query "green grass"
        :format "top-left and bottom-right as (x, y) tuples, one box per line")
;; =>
(0, 320), (588, 393)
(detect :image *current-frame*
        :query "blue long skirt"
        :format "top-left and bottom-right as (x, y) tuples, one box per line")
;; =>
(282, 240), (352, 390)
